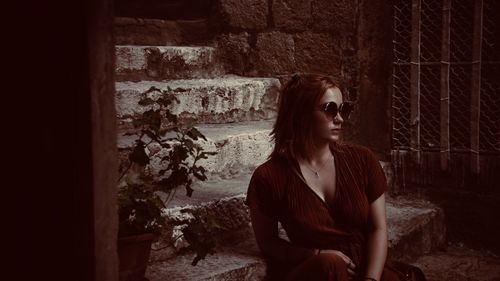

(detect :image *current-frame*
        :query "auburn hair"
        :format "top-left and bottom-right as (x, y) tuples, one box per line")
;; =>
(268, 73), (344, 162)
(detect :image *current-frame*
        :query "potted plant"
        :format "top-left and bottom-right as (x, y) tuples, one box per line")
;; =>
(117, 87), (218, 281)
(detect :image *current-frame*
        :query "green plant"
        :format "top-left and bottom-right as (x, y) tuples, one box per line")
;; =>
(118, 86), (218, 263)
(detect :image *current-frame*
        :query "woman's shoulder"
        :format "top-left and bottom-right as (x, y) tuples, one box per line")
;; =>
(252, 156), (287, 180)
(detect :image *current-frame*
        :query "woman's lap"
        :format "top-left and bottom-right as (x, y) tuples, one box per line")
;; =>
(285, 253), (349, 281)
(281, 253), (402, 281)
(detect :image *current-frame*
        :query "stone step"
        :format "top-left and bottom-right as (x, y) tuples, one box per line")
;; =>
(385, 197), (446, 262)
(114, 17), (213, 46)
(148, 196), (446, 281)
(147, 241), (266, 281)
(191, 120), (275, 179)
(115, 76), (280, 130)
(165, 174), (251, 209)
(115, 45), (224, 81)
(117, 120), (274, 180)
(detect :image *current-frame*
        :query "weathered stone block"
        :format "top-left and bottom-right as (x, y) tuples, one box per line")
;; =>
(293, 32), (341, 75)
(272, 0), (312, 31)
(311, 0), (357, 33)
(254, 32), (295, 74)
(215, 32), (251, 75)
(114, 17), (178, 46)
(387, 197), (446, 262)
(216, 0), (268, 30)
(118, 120), (275, 182)
(115, 77), (280, 128)
(114, 17), (213, 46)
(115, 46), (223, 81)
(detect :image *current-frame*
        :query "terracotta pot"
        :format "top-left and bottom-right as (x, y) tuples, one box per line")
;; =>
(118, 233), (157, 281)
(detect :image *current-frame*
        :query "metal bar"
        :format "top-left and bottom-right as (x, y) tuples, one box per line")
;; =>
(440, 0), (451, 171)
(470, 0), (483, 175)
(410, 0), (422, 166)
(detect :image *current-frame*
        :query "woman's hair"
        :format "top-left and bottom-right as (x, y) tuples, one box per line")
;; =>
(268, 73), (343, 161)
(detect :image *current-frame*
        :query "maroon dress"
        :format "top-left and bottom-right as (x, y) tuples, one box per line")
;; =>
(245, 141), (401, 281)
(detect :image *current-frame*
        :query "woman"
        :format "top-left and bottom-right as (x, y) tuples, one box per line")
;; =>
(245, 73), (402, 281)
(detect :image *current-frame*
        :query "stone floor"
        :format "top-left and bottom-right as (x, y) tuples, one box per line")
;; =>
(413, 242), (500, 281)
(393, 186), (500, 281)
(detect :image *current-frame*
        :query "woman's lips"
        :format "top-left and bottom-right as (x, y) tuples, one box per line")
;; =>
(331, 129), (341, 134)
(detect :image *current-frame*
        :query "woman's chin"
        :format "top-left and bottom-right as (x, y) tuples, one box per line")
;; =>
(328, 135), (340, 141)
(317, 132), (340, 142)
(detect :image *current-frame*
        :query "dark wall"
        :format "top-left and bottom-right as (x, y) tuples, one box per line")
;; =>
(10, 0), (118, 280)
(115, 0), (213, 19)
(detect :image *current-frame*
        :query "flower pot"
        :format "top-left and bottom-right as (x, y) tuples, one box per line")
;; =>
(118, 233), (157, 281)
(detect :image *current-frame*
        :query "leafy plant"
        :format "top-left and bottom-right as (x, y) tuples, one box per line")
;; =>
(172, 208), (228, 266)
(118, 86), (218, 264)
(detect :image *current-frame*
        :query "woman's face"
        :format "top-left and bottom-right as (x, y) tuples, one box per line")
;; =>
(312, 87), (344, 142)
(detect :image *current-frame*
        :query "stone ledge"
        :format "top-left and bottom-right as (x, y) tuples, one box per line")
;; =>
(115, 76), (280, 126)
(386, 197), (446, 262)
(147, 244), (266, 281)
(115, 45), (224, 81)
(117, 120), (274, 179)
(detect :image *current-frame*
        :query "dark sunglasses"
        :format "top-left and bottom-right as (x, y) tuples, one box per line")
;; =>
(317, 101), (355, 120)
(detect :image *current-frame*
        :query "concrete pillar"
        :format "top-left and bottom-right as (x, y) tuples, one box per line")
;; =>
(356, 0), (393, 160)
(88, 0), (119, 280)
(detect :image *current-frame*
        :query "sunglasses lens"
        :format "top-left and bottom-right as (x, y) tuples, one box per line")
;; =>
(339, 103), (353, 119)
(324, 102), (338, 117)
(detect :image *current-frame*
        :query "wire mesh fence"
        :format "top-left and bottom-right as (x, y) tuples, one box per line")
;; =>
(392, 0), (499, 154)
(391, 0), (499, 189)
(479, 0), (500, 152)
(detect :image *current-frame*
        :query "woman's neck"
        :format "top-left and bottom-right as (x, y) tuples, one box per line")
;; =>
(304, 141), (333, 164)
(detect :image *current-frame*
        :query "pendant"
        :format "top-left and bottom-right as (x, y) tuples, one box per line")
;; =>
(314, 172), (319, 178)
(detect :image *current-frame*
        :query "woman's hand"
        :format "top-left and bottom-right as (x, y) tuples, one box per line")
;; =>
(319, 249), (357, 278)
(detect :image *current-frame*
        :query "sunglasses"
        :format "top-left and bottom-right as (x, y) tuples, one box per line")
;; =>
(317, 101), (355, 120)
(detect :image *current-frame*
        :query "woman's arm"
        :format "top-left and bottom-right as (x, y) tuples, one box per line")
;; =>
(363, 193), (388, 281)
(249, 205), (317, 265)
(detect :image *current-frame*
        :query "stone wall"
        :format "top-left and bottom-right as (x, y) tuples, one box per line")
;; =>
(208, 0), (392, 159)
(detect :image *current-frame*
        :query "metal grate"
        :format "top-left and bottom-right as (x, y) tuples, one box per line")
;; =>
(479, 0), (500, 152)
(392, 0), (500, 158)
(392, 64), (412, 148)
(420, 0), (442, 63)
(420, 64), (441, 149)
(392, 0), (412, 149)
(449, 0), (475, 62)
(393, 0), (412, 64)
(480, 64), (500, 152)
(449, 64), (472, 150)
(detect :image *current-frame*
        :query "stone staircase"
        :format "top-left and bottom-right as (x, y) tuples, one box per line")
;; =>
(114, 17), (446, 281)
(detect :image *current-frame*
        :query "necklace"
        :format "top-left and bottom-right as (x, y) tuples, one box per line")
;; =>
(304, 154), (333, 178)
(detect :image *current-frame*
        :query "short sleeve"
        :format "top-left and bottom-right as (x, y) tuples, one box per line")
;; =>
(245, 167), (276, 219)
(364, 148), (388, 203)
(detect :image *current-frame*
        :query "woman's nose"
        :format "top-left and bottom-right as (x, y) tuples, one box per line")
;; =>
(333, 113), (343, 124)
